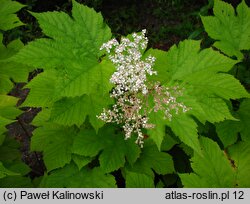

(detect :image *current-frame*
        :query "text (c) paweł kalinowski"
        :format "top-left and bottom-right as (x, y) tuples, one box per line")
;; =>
(20, 190), (104, 200)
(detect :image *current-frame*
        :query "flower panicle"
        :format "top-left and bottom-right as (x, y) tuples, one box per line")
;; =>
(97, 29), (190, 147)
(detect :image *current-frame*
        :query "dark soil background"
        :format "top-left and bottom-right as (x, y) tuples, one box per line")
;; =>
(4, 0), (249, 183)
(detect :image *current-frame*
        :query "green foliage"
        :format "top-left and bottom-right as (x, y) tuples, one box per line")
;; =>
(12, 0), (114, 131)
(0, 137), (32, 187)
(125, 171), (154, 188)
(0, 0), (32, 187)
(201, 0), (250, 60)
(40, 163), (116, 188)
(216, 99), (250, 147)
(0, 0), (25, 31)
(179, 137), (235, 187)
(125, 140), (174, 178)
(0, 161), (19, 179)
(72, 126), (141, 173)
(228, 141), (250, 187)
(0, 95), (21, 144)
(145, 39), (248, 152)
(31, 124), (77, 172)
(0, 0), (249, 188)
(0, 34), (32, 94)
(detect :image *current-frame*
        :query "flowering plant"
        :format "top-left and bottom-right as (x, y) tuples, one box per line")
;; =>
(1, 0), (249, 188)
(98, 30), (189, 146)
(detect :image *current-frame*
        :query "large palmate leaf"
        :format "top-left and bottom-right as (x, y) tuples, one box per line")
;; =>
(145, 40), (248, 152)
(201, 0), (250, 59)
(12, 0), (111, 71)
(72, 127), (141, 173)
(0, 0), (24, 31)
(179, 137), (235, 187)
(40, 163), (116, 188)
(12, 0), (114, 130)
(14, 15), (109, 67)
(228, 141), (250, 187)
(31, 124), (77, 172)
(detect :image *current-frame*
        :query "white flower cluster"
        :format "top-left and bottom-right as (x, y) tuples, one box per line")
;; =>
(98, 30), (190, 147)
(100, 29), (156, 96)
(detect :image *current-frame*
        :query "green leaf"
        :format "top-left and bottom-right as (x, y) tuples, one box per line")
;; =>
(0, 116), (12, 137)
(164, 40), (237, 81)
(13, 1), (111, 69)
(160, 134), (178, 151)
(179, 137), (234, 187)
(0, 162), (19, 179)
(147, 111), (166, 150)
(31, 124), (77, 172)
(99, 134), (127, 173)
(50, 94), (112, 130)
(56, 60), (115, 98)
(49, 95), (87, 127)
(40, 163), (116, 187)
(186, 73), (249, 100)
(167, 114), (201, 155)
(125, 171), (154, 188)
(237, 99), (250, 142)
(216, 120), (240, 147)
(6, 161), (30, 175)
(0, 0), (25, 31)
(146, 40), (244, 151)
(0, 35), (32, 94)
(144, 49), (171, 83)
(228, 141), (250, 187)
(21, 70), (57, 107)
(0, 40), (33, 82)
(69, 167), (117, 188)
(216, 99), (250, 146)
(201, 0), (250, 59)
(0, 137), (21, 162)
(0, 95), (22, 119)
(179, 173), (208, 188)
(0, 176), (33, 187)
(72, 127), (140, 173)
(72, 129), (104, 157)
(72, 154), (92, 170)
(195, 97), (236, 123)
(127, 140), (174, 177)
(31, 108), (51, 126)
(11, 1), (113, 132)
